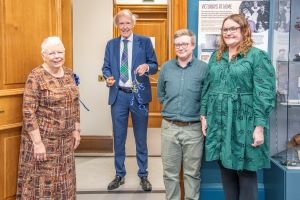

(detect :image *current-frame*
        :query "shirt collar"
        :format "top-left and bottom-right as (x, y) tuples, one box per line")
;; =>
(121, 34), (133, 43)
(175, 55), (195, 68)
(222, 50), (245, 61)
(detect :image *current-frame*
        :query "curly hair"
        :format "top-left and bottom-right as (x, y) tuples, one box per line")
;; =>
(216, 14), (253, 61)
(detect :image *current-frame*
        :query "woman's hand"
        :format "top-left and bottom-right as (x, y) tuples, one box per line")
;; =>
(29, 129), (47, 161)
(251, 126), (264, 147)
(33, 142), (47, 161)
(72, 130), (81, 150)
(201, 116), (207, 136)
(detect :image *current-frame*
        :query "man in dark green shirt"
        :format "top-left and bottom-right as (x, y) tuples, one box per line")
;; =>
(157, 29), (207, 200)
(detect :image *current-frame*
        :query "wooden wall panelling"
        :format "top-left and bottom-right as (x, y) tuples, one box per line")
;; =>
(0, 127), (21, 200)
(133, 18), (167, 67)
(0, 0), (5, 89)
(1, 0), (68, 90)
(169, 0), (187, 57)
(0, 0), (72, 199)
(61, 0), (73, 68)
(0, 90), (23, 127)
(2, 131), (21, 199)
(75, 136), (113, 154)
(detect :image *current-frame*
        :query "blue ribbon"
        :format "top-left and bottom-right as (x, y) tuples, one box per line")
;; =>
(74, 73), (90, 111)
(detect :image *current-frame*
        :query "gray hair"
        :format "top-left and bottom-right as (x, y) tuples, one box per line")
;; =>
(41, 36), (64, 54)
(174, 29), (196, 45)
(113, 9), (137, 27)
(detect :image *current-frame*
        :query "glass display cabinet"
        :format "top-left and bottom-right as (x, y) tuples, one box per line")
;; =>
(264, 0), (300, 199)
(269, 0), (300, 170)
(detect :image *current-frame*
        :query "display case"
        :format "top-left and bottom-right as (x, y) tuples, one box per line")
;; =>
(269, 0), (300, 170)
(264, 0), (300, 199)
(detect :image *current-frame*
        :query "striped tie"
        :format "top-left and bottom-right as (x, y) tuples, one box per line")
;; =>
(120, 39), (129, 83)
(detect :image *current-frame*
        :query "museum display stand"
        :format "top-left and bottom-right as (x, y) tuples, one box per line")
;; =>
(264, 0), (300, 199)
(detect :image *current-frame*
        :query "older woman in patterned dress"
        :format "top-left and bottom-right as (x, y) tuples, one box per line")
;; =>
(16, 36), (81, 199)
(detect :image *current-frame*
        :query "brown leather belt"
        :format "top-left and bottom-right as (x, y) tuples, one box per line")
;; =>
(163, 117), (200, 127)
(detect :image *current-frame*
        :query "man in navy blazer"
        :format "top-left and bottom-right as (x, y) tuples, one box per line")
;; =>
(102, 9), (158, 192)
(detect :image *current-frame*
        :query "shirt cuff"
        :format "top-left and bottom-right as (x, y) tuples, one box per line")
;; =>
(254, 118), (268, 128)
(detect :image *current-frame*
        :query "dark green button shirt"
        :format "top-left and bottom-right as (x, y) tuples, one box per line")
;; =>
(157, 56), (208, 122)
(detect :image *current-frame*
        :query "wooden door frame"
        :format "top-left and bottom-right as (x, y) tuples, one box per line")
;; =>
(113, 0), (187, 59)
(169, 0), (187, 58)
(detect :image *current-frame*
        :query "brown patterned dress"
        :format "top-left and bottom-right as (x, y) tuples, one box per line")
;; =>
(16, 66), (80, 199)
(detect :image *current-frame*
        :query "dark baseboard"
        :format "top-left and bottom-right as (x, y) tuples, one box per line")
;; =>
(75, 135), (113, 153)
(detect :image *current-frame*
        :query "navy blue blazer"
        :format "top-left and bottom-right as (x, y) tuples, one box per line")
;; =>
(102, 34), (158, 105)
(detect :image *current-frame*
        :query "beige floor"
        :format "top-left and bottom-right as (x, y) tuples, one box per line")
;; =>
(76, 156), (165, 192)
(76, 128), (166, 199)
(77, 193), (166, 200)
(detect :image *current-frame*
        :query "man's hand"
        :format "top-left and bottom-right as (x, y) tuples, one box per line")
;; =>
(106, 76), (115, 87)
(136, 64), (149, 76)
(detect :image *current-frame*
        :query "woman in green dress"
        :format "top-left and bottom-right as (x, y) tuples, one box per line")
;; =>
(200, 14), (276, 200)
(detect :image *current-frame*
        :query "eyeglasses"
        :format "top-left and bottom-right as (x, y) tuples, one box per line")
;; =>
(221, 26), (241, 34)
(174, 43), (189, 49)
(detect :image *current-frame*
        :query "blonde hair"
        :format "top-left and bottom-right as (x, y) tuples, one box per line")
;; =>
(216, 14), (253, 61)
(113, 9), (138, 27)
(174, 29), (196, 45)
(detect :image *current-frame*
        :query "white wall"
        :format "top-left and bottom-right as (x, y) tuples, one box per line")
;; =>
(73, 0), (113, 136)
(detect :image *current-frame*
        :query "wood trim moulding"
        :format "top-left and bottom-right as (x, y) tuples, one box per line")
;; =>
(169, 0), (187, 58)
(0, 0), (4, 89)
(114, 4), (168, 14)
(75, 135), (113, 154)
(61, 0), (72, 68)
(149, 112), (162, 117)
(48, 0), (62, 36)
(0, 88), (24, 97)
(0, 123), (22, 131)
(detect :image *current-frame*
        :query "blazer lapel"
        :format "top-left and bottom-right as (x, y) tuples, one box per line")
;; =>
(114, 37), (121, 79)
(132, 34), (140, 70)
